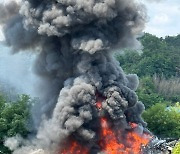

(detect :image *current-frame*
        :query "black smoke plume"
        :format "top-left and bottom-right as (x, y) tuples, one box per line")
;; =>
(0, 0), (148, 153)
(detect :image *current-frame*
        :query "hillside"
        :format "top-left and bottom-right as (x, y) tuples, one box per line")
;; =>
(116, 33), (180, 139)
(117, 33), (180, 78)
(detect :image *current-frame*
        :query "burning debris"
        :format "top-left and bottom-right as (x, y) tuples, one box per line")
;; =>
(60, 97), (152, 154)
(0, 0), (171, 154)
(143, 138), (179, 154)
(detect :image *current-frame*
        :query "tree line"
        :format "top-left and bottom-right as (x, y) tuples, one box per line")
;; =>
(117, 33), (180, 139)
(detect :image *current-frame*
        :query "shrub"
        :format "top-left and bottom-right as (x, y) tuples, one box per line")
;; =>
(0, 94), (31, 154)
(173, 142), (180, 154)
(143, 103), (180, 138)
(137, 76), (165, 108)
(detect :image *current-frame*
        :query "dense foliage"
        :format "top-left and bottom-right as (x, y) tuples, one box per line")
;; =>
(136, 76), (165, 108)
(0, 94), (31, 154)
(117, 33), (180, 105)
(173, 142), (180, 154)
(117, 33), (180, 78)
(143, 103), (180, 138)
(117, 33), (180, 138)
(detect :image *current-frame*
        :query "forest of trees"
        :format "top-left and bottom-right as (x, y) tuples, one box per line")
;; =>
(0, 33), (180, 153)
(0, 95), (31, 153)
(117, 33), (180, 139)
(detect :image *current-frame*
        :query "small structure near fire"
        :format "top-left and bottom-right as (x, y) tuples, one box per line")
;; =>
(144, 138), (179, 154)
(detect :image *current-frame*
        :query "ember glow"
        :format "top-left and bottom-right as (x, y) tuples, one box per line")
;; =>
(60, 99), (152, 154)
(61, 139), (88, 154)
(99, 118), (151, 154)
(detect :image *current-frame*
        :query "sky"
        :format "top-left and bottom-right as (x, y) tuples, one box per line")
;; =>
(0, 43), (40, 98)
(143, 0), (180, 37)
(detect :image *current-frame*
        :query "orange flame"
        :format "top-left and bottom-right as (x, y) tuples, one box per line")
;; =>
(60, 97), (152, 154)
(61, 139), (88, 154)
(96, 100), (102, 110)
(98, 117), (151, 154)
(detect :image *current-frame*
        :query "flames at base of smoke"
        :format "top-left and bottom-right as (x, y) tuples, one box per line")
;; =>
(60, 118), (151, 154)
(99, 118), (151, 154)
(0, 0), (149, 153)
(60, 99), (152, 154)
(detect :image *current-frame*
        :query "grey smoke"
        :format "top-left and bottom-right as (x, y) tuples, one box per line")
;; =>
(144, 0), (165, 2)
(4, 136), (22, 151)
(0, 1), (19, 24)
(0, 0), (148, 153)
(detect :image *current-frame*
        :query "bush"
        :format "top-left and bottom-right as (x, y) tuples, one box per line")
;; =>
(137, 76), (165, 109)
(116, 50), (141, 74)
(0, 94), (31, 154)
(173, 142), (180, 154)
(143, 103), (180, 138)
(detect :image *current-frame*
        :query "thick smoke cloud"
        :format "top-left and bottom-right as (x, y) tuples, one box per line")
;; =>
(143, 0), (165, 2)
(0, 1), (19, 24)
(0, 0), (147, 153)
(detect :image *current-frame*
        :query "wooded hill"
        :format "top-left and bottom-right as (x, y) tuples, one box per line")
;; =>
(117, 33), (180, 139)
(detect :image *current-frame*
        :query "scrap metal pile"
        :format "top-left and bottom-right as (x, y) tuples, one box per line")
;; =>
(143, 137), (179, 154)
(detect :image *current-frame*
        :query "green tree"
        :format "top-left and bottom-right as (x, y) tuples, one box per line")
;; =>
(0, 94), (31, 154)
(116, 33), (180, 106)
(165, 34), (180, 49)
(143, 103), (180, 138)
(173, 142), (180, 154)
(136, 76), (164, 109)
(117, 33), (180, 78)
(116, 50), (141, 74)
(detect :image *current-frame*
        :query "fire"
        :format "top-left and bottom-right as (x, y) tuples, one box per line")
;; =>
(99, 117), (151, 154)
(61, 139), (88, 154)
(95, 93), (104, 110)
(60, 97), (151, 154)
(96, 100), (102, 110)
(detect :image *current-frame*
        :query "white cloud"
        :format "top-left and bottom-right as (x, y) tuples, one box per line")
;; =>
(151, 14), (170, 25)
(143, 0), (180, 37)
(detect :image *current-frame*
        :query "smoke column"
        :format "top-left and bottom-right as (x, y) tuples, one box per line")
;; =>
(0, 0), (148, 153)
